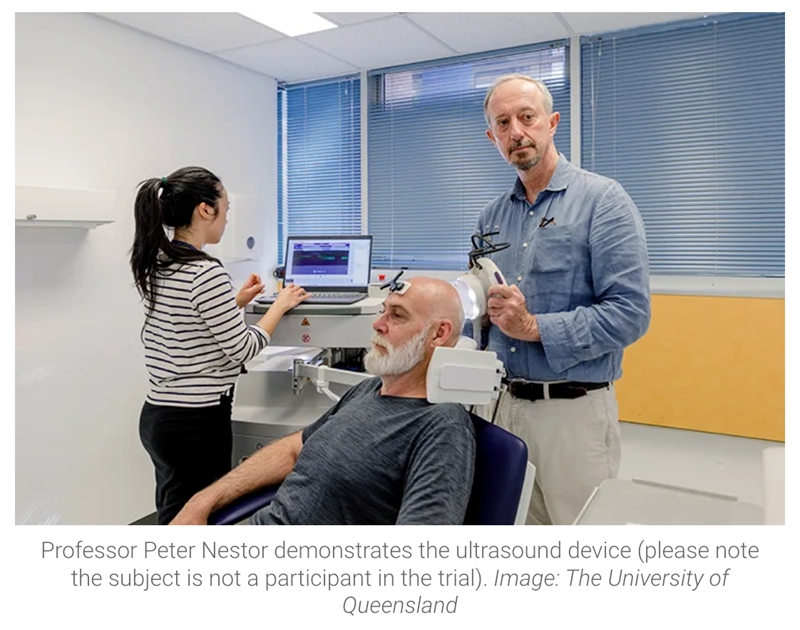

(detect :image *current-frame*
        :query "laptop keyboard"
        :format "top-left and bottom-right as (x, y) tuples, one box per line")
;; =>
(256, 292), (365, 305)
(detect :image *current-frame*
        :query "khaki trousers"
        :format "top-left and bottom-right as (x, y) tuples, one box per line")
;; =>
(491, 384), (621, 525)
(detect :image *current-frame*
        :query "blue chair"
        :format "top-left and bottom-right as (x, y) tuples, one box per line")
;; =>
(464, 414), (530, 525)
(209, 414), (531, 525)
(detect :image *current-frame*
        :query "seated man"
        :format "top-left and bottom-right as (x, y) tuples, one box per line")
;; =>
(171, 277), (476, 525)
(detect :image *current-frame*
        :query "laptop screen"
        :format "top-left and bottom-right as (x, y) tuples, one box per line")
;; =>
(284, 236), (373, 290)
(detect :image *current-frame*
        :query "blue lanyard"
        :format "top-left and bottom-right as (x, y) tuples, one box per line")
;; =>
(172, 239), (198, 251)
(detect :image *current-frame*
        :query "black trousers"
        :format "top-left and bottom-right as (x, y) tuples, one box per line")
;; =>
(139, 391), (233, 525)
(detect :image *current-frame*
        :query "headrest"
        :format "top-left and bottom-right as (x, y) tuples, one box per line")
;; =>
(426, 346), (504, 405)
(455, 336), (478, 350)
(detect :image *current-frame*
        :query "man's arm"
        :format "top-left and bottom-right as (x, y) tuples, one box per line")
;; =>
(535, 181), (651, 373)
(396, 419), (476, 525)
(170, 378), (376, 525)
(170, 431), (303, 525)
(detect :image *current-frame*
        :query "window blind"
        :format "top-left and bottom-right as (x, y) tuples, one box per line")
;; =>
(582, 13), (784, 277)
(368, 43), (571, 270)
(277, 76), (362, 264)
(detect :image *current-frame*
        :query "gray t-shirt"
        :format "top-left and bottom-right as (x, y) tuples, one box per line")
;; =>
(251, 377), (476, 525)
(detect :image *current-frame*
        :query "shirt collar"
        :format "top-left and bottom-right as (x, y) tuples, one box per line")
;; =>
(509, 153), (574, 202)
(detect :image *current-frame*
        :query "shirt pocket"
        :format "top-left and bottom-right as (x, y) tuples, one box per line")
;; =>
(529, 226), (573, 312)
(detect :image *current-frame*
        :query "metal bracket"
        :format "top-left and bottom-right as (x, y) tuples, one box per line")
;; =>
(292, 351), (372, 402)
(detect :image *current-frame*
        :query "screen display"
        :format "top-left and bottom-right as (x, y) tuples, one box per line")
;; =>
(285, 238), (372, 288)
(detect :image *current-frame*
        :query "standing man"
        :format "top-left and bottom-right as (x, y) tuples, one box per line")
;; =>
(477, 74), (650, 525)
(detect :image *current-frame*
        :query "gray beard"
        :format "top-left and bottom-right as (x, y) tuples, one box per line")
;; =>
(513, 155), (540, 171)
(364, 327), (430, 376)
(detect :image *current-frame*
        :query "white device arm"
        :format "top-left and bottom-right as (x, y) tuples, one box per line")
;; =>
(293, 361), (373, 403)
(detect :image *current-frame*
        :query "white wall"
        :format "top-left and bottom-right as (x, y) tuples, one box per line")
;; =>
(15, 13), (279, 524)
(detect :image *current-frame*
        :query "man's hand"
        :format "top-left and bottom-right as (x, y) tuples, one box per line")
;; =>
(486, 284), (541, 342)
(169, 498), (212, 525)
(169, 432), (304, 525)
(236, 273), (266, 309)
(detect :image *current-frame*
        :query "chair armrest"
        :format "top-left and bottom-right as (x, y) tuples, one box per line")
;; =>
(208, 485), (281, 525)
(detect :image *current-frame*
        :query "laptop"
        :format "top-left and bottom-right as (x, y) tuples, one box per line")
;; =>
(257, 235), (373, 306)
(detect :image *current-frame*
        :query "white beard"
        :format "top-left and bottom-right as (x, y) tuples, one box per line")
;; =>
(364, 326), (430, 376)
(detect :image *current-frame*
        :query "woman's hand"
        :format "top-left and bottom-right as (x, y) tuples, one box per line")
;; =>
(235, 273), (266, 309)
(272, 283), (310, 314)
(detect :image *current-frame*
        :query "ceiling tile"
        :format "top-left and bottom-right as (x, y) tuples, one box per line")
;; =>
(217, 37), (359, 83)
(96, 12), (285, 54)
(316, 12), (399, 26)
(299, 15), (455, 70)
(95, 12), (732, 84)
(407, 13), (570, 54)
(559, 12), (716, 36)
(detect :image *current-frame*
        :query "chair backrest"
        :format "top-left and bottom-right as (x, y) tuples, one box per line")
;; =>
(463, 413), (529, 525)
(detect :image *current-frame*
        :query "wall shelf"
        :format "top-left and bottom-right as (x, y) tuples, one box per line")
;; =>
(15, 218), (116, 229)
(15, 185), (117, 229)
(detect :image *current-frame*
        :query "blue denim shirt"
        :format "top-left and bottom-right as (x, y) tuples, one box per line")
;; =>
(475, 154), (650, 382)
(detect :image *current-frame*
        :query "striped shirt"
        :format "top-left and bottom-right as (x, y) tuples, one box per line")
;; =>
(142, 258), (270, 407)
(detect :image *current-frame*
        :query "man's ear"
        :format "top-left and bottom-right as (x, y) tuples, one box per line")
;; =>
(430, 320), (454, 348)
(549, 111), (561, 137)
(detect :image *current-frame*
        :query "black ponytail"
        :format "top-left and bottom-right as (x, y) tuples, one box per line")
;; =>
(130, 166), (222, 311)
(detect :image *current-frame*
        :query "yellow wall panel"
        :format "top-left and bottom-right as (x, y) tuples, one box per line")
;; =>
(616, 295), (784, 441)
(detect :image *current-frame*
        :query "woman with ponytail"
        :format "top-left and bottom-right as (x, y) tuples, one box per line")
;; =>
(130, 166), (308, 524)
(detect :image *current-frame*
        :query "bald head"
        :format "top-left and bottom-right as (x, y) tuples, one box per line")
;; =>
(403, 277), (465, 346)
(380, 276), (465, 348)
